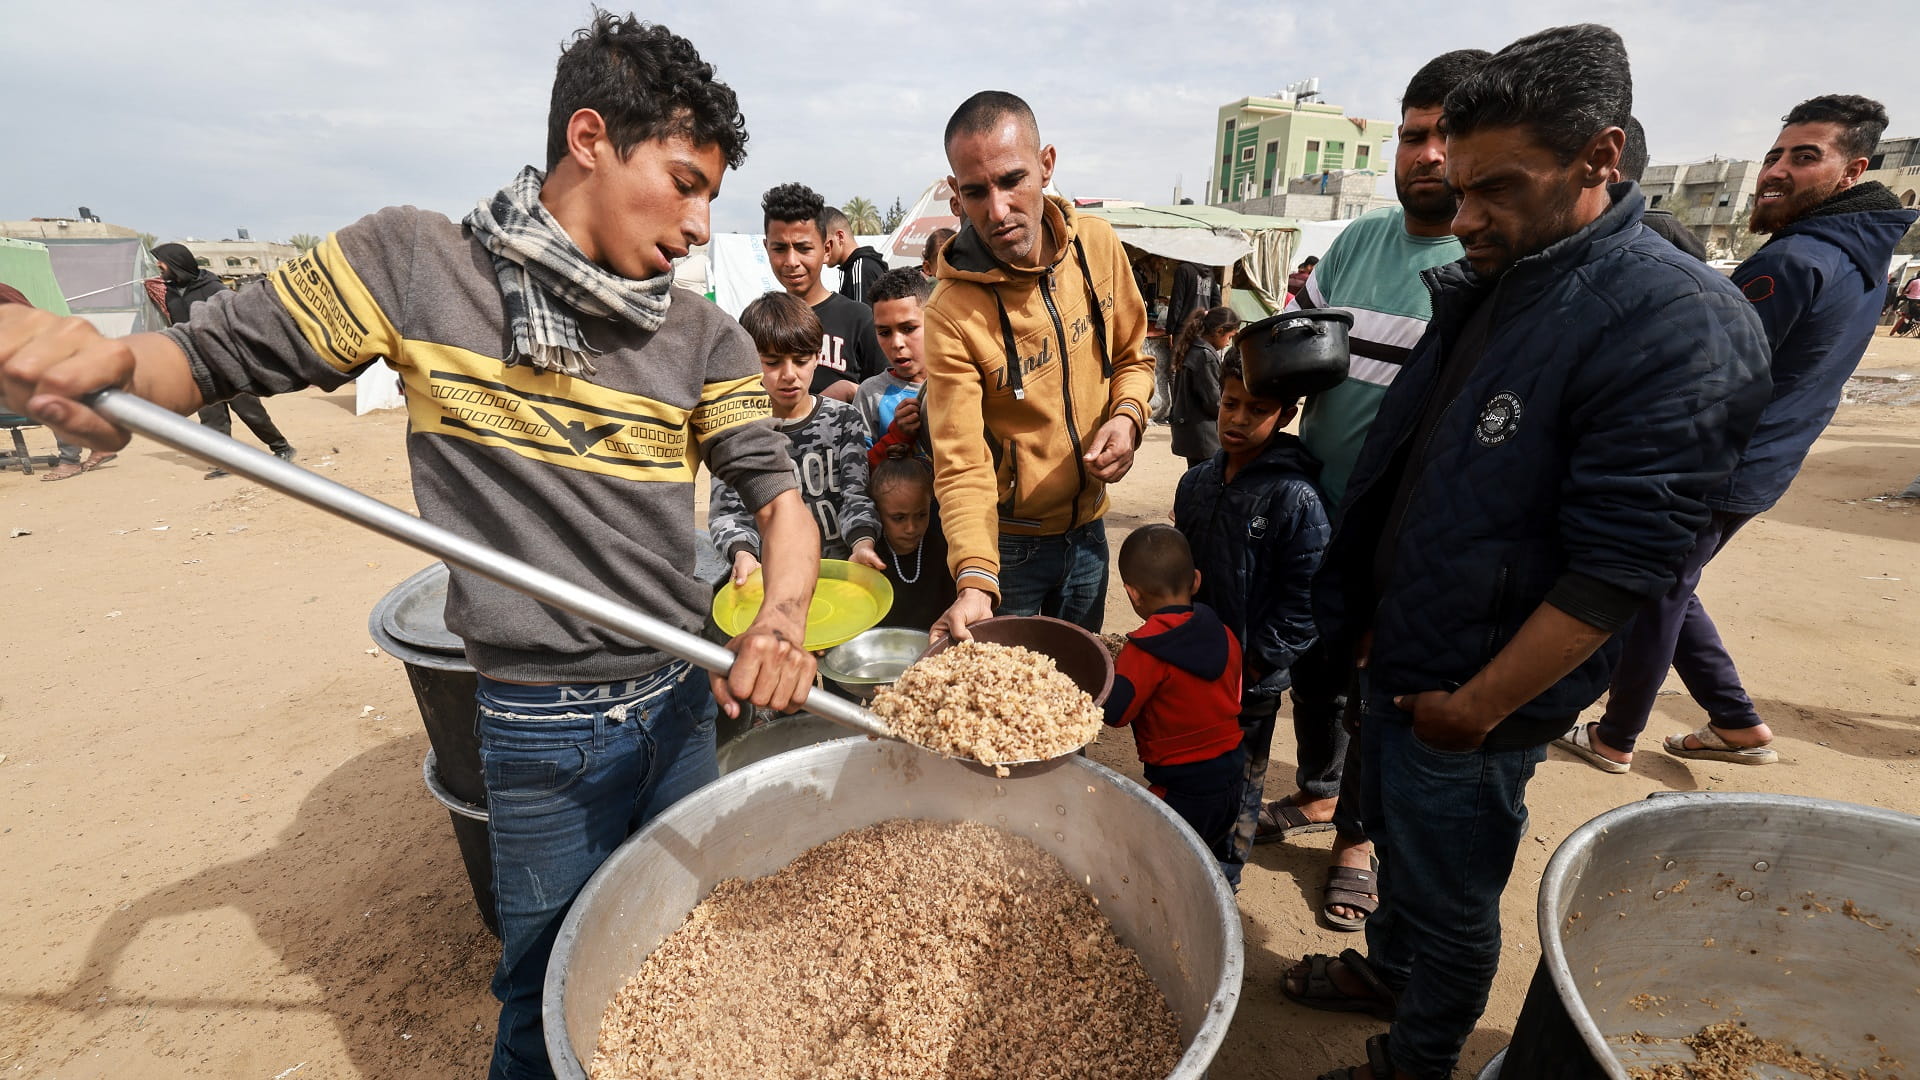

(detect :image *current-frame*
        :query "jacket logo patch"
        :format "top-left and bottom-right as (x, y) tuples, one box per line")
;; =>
(1742, 275), (1775, 302)
(1248, 515), (1269, 539)
(1475, 391), (1524, 447)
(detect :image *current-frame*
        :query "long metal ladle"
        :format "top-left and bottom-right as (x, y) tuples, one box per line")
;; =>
(87, 388), (901, 743)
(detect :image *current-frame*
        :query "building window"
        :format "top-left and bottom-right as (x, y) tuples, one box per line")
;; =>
(1263, 179), (1272, 194)
(195, 258), (210, 267)
(1649, 194), (1663, 207)
(1904, 191), (1917, 208)
(1240, 145), (1256, 163)
(226, 257), (241, 267)
(1306, 140), (1320, 152)
(1225, 119), (1235, 132)
(1716, 193), (1731, 208)
(1356, 145), (1369, 168)
(246, 257), (258, 266)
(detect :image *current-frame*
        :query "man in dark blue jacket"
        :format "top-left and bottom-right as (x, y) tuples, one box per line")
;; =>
(1565, 95), (1917, 775)
(1281, 25), (1772, 1080)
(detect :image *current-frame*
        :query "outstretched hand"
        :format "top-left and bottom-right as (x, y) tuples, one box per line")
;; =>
(930, 587), (996, 642)
(1083, 415), (1140, 483)
(0, 306), (139, 451)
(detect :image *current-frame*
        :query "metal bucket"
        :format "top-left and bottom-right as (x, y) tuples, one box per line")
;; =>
(541, 738), (1244, 1078)
(369, 562), (498, 937)
(1494, 792), (1920, 1078)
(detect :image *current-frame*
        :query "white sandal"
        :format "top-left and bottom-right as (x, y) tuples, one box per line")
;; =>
(1554, 721), (1631, 774)
(1662, 724), (1778, 765)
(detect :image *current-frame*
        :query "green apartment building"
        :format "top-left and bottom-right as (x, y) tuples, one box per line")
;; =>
(1212, 94), (1394, 204)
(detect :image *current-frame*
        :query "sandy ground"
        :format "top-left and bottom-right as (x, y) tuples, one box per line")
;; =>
(3, 329), (1917, 1080)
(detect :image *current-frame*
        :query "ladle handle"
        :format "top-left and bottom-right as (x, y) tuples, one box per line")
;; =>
(85, 388), (896, 742)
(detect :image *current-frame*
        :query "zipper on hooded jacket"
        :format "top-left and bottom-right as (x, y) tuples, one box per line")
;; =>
(1039, 269), (1090, 529)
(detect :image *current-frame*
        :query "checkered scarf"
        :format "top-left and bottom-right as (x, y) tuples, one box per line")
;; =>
(466, 166), (673, 376)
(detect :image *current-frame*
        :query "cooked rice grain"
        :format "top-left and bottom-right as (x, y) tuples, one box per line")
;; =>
(590, 819), (1183, 1080)
(869, 641), (1103, 763)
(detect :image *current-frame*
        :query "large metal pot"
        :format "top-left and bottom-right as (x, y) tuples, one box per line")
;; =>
(542, 738), (1243, 1078)
(1494, 792), (1920, 1078)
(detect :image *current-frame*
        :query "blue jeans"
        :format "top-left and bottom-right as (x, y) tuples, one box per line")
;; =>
(995, 521), (1109, 632)
(1359, 701), (1547, 1079)
(478, 663), (718, 1080)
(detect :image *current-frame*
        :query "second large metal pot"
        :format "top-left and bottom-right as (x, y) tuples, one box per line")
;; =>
(1496, 792), (1920, 1078)
(542, 738), (1244, 1078)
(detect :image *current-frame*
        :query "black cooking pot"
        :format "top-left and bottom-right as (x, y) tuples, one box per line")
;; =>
(1235, 309), (1353, 399)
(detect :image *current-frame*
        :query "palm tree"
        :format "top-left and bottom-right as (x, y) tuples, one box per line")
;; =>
(842, 197), (883, 234)
(288, 233), (323, 253)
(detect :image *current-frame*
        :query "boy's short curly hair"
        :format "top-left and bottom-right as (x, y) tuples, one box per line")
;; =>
(761, 182), (827, 235)
(867, 267), (931, 307)
(546, 11), (748, 172)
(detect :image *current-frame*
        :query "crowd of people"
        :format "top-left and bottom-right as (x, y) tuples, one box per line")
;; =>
(1, 12), (1914, 1080)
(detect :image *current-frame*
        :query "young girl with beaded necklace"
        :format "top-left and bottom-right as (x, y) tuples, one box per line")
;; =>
(870, 458), (956, 631)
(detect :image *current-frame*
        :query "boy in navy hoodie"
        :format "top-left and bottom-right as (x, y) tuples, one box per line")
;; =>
(1173, 353), (1330, 892)
(1102, 525), (1249, 885)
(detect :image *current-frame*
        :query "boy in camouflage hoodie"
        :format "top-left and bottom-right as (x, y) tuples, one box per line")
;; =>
(712, 292), (884, 583)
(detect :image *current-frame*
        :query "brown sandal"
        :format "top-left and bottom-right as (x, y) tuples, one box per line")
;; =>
(1322, 863), (1380, 932)
(1281, 947), (1398, 1020)
(82, 452), (117, 472)
(1316, 1033), (1393, 1080)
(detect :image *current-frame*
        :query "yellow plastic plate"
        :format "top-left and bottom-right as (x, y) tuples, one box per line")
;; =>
(711, 559), (895, 652)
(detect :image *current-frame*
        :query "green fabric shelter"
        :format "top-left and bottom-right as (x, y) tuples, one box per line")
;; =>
(0, 237), (73, 315)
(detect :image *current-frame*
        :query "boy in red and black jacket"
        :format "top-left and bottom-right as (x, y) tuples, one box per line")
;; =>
(1102, 524), (1248, 885)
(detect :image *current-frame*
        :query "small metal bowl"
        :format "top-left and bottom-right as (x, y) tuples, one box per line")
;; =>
(818, 627), (931, 703)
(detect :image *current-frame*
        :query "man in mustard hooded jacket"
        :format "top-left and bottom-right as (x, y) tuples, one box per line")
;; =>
(924, 91), (1156, 637)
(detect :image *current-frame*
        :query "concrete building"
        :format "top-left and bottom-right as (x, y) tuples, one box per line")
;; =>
(1211, 89), (1394, 206)
(0, 218), (141, 241)
(175, 238), (300, 279)
(1870, 135), (1920, 173)
(1631, 134), (1920, 261)
(1866, 135), (1920, 211)
(1638, 158), (1765, 259)
(1220, 169), (1398, 222)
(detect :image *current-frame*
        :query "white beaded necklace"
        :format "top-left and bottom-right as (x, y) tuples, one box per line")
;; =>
(888, 537), (923, 584)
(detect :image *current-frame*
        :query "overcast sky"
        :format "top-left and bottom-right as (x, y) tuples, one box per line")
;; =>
(4, 1), (1915, 244)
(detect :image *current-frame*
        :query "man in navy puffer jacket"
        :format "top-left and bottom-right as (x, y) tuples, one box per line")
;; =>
(1283, 25), (1773, 1080)
(1570, 94), (1918, 774)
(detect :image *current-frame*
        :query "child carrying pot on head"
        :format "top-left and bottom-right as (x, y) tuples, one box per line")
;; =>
(1101, 524), (1249, 886)
(868, 457), (956, 632)
(1173, 349), (1329, 898)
